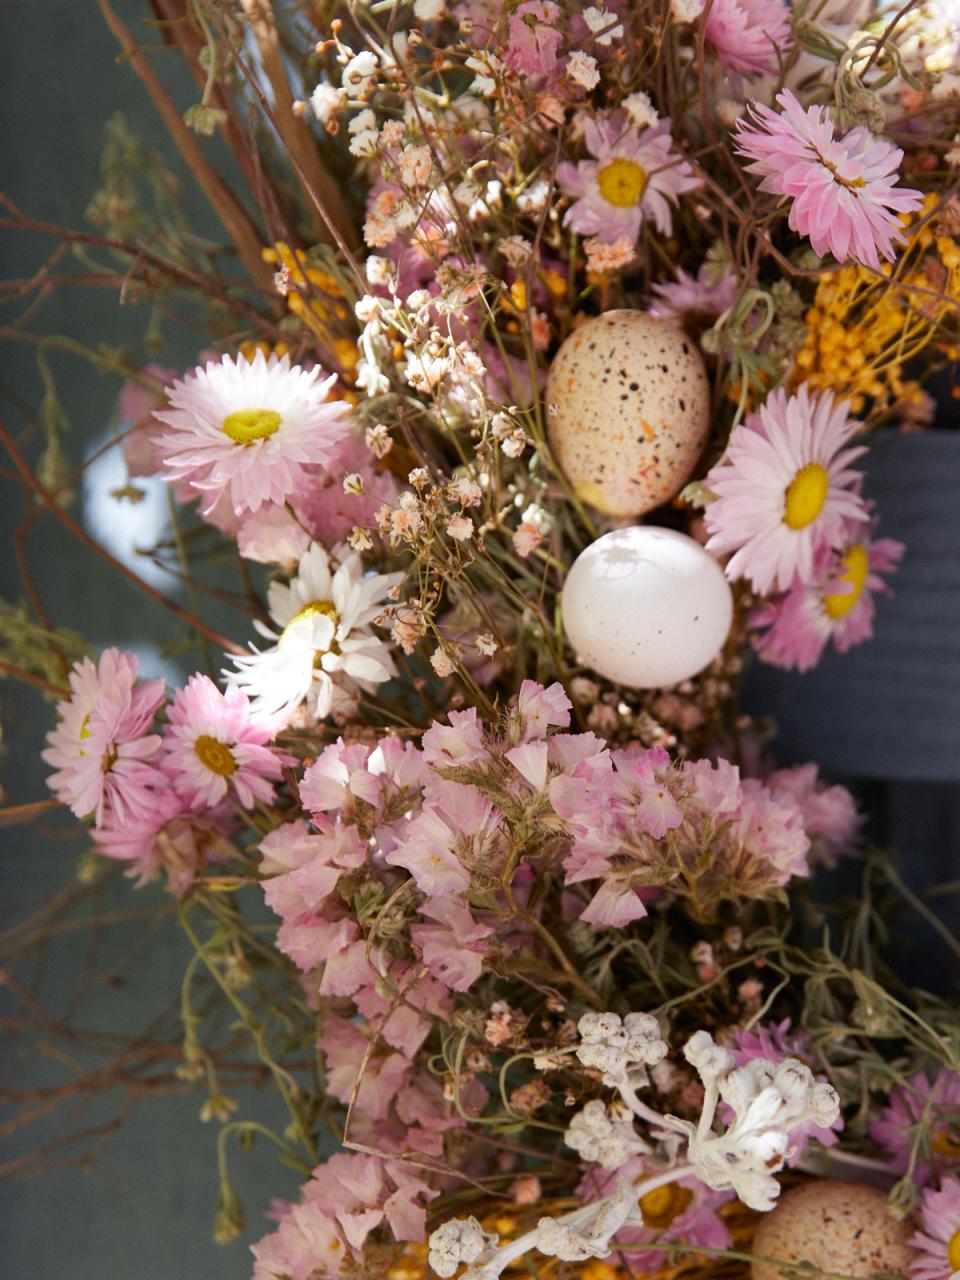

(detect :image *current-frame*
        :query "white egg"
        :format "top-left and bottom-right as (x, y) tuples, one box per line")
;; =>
(561, 526), (733, 689)
(546, 310), (710, 518)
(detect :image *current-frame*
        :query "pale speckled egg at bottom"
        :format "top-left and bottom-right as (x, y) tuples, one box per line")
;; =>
(751, 1180), (915, 1280)
(561, 526), (733, 689)
(546, 309), (710, 518)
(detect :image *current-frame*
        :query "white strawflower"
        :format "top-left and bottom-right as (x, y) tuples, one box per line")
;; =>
(225, 543), (401, 726)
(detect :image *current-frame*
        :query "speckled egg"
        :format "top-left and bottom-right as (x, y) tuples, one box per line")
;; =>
(751, 1181), (914, 1280)
(546, 310), (710, 518)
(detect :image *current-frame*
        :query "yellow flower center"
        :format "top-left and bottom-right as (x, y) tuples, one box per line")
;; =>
(948, 1227), (960, 1271)
(279, 600), (340, 656)
(783, 463), (829, 530)
(101, 746), (117, 774)
(221, 407), (282, 445)
(597, 158), (647, 209)
(194, 734), (236, 777)
(824, 543), (870, 620)
(637, 1182), (693, 1229)
(932, 1125), (960, 1158)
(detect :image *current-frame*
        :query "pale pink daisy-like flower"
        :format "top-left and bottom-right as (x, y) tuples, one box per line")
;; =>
(704, 384), (869, 594)
(557, 116), (700, 244)
(750, 527), (904, 670)
(42, 649), (140, 774)
(648, 262), (739, 322)
(870, 1068), (960, 1186)
(735, 90), (923, 269)
(703, 0), (793, 76)
(43, 650), (167, 827)
(155, 351), (351, 518)
(908, 1176), (960, 1280)
(162, 674), (285, 810)
(226, 542), (402, 727)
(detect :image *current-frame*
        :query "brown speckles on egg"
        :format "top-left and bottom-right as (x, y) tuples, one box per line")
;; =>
(750, 1181), (914, 1280)
(545, 310), (710, 518)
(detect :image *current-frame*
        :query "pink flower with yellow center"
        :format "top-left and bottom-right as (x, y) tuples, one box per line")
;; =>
(751, 527), (904, 671)
(704, 384), (869, 594)
(909, 1176), (960, 1280)
(557, 116), (700, 244)
(162, 674), (286, 810)
(156, 350), (351, 518)
(735, 90), (923, 269)
(42, 649), (167, 828)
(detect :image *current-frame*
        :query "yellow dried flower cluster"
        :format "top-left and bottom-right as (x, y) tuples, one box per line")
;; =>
(793, 196), (960, 420)
(262, 241), (359, 379)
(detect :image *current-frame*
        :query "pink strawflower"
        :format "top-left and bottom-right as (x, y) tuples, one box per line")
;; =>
(162, 674), (285, 809)
(908, 1176), (960, 1280)
(506, 1), (564, 76)
(703, 384), (869, 594)
(648, 263), (739, 322)
(704, 0), (793, 76)
(43, 649), (167, 827)
(735, 90), (923, 269)
(156, 351), (351, 517)
(93, 791), (235, 895)
(730, 1019), (843, 1156)
(871, 1068), (960, 1186)
(765, 763), (862, 864)
(558, 116), (700, 244)
(751, 528), (904, 671)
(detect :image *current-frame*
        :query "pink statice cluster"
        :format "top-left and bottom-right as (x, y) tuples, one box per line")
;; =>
(550, 748), (817, 922)
(249, 681), (859, 1190)
(704, 385), (904, 671)
(43, 653), (285, 892)
(252, 1153), (435, 1280)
